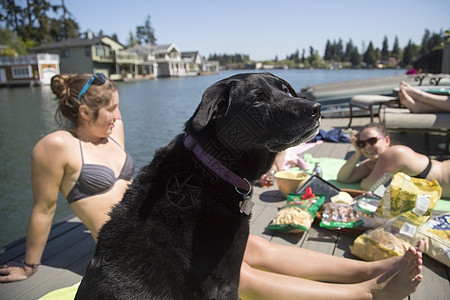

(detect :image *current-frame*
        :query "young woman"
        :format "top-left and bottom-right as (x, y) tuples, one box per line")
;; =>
(1, 76), (425, 300)
(337, 122), (450, 198)
(0, 73), (134, 282)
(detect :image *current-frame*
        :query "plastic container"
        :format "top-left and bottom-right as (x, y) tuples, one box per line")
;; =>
(355, 194), (382, 228)
(274, 171), (309, 197)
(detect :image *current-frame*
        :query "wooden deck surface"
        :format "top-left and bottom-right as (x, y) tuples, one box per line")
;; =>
(1, 117), (449, 300)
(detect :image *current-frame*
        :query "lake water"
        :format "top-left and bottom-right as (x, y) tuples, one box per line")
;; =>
(0, 68), (406, 246)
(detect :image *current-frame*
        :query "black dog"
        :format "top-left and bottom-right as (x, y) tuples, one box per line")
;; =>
(75, 73), (321, 299)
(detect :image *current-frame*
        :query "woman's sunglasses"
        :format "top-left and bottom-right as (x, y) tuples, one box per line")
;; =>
(356, 136), (384, 148)
(78, 73), (108, 100)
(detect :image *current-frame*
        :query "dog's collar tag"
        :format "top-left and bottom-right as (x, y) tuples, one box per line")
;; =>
(239, 196), (254, 215)
(236, 179), (254, 215)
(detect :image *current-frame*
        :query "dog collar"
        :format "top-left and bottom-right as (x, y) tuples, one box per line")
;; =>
(183, 133), (254, 215)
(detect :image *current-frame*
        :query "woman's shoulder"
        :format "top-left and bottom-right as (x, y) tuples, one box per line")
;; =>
(34, 130), (77, 154)
(383, 145), (422, 160)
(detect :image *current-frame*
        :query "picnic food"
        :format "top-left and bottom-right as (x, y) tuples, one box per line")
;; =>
(266, 193), (325, 233)
(272, 206), (313, 228)
(319, 202), (363, 229)
(375, 172), (441, 222)
(350, 227), (412, 261)
(330, 191), (354, 205)
(415, 213), (450, 267)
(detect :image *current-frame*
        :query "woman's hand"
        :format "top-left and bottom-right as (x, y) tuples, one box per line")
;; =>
(0, 263), (37, 283)
(350, 134), (362, 154)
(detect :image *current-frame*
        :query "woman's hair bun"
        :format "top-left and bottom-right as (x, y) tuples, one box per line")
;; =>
(50, 74), (73, 98)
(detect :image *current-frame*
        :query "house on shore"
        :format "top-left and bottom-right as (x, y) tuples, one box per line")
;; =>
(26, 32), (218, 81)
(29, 32), (126, 79)
(0, 53), (59, 87)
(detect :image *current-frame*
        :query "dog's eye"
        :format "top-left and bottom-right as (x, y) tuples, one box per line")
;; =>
(281, 84), (293, 97)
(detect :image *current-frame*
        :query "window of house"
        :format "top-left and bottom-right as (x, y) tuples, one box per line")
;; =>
(60, 49), (70, 58)
(85, 46), (91, 57)
(12, 66), (32, 78)
(96, 46), (106, 57)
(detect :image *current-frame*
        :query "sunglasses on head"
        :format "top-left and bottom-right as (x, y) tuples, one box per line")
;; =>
(77, 73), (108, 100)
(356, 136), (384, 148)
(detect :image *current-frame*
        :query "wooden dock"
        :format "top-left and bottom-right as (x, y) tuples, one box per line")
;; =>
(1, 117), (449, 300)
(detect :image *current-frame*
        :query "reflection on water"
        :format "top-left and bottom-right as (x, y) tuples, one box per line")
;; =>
(0, 69), (405, 246)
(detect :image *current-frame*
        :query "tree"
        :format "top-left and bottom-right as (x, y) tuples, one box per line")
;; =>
(344, 39), (354, 62)
(0, 0), (80, 46)
(127, 31), (137, 47)
(391, 36), (400, 59)
(363, 42), (377, 66)
(136, 15), (156, 45)
(324, 40), (332, 60)
(350, 46), (361, 66)
(402, 39), (417, 66)
(335, 39), (344, 62)
(381, 36), (389, 60)
(0, 26), (27, 55)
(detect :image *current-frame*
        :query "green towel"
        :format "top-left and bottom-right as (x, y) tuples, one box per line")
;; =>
(39, 282), (79, 300)
(302, 154), (450, 212)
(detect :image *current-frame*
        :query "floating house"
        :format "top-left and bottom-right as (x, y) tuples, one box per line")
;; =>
(29, 32), (126, 79)
(27, 32), (218, 81)
(0, 53), (60, 86)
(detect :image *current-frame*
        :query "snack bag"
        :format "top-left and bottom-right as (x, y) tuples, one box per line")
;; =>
(350, 183), (440, 261)
(319, 202), (363, 229)
(415, 213), (450, 267)
(350, 227), (411, 261)
(266, 192), (325, 233)
(375, 172), (441, 223)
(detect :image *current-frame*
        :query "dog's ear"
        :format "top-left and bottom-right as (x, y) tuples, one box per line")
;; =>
(191, 81), (233, 131)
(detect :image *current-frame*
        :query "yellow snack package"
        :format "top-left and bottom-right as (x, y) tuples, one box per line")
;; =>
(351, 172), (442, 261)
(375, 172), (441, 223)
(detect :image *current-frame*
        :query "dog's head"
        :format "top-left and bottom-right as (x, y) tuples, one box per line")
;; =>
(185, 73), (321, 154)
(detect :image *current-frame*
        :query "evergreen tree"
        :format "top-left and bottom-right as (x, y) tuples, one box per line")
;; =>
(344, 39), (354, 62)
(391, 36), (400, 59)
(363, 42), (377, 66)
(128, 31), (137, 47)
(136, 15), (157, 45)
(403, 39), (417, 66)
(308, 46), (315, 65)
(324, 40), (332, 60)
(350, 46), (361, 66)
(335, 38), (344, 62)
(381, 36), (389, 60)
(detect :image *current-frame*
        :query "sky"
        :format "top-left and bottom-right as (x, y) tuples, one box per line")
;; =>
(57, 0), (449, 61)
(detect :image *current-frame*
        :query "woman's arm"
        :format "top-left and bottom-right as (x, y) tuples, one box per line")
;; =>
(337, 136), (372, 183)
(0, 133), (67, 282)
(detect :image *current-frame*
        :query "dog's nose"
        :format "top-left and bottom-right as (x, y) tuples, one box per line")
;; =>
(305, 102), (321, 118)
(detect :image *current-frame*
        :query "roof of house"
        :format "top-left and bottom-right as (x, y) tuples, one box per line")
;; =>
(31, 36), (124, 51)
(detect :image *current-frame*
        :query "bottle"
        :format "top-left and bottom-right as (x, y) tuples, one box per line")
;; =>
(312, 163), (322, 178)
(262, 169), (275, 187)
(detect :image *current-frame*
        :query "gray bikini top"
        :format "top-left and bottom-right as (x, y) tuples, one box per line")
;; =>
(66, 138), (135, 203)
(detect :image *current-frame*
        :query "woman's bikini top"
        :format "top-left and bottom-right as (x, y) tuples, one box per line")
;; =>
(66, 138), (135, 203)
(415, 156), (432, 179)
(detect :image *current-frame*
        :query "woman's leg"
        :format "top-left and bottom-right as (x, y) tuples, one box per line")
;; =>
(243, 235), (412, 283)
(240, 237), (425, 300)
(399, 81), (450, 112)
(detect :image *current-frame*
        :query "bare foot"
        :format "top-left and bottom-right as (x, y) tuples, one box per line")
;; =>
(367, 240), (425, 300)
(398, 85), (437, 113)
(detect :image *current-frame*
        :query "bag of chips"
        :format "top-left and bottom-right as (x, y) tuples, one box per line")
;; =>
(266, 192), (325, 233)
(350, 173), (442, 261)
(319, 202), (363, 229)
(375, 172), (441, 223)
(415, 213), (450, 267)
